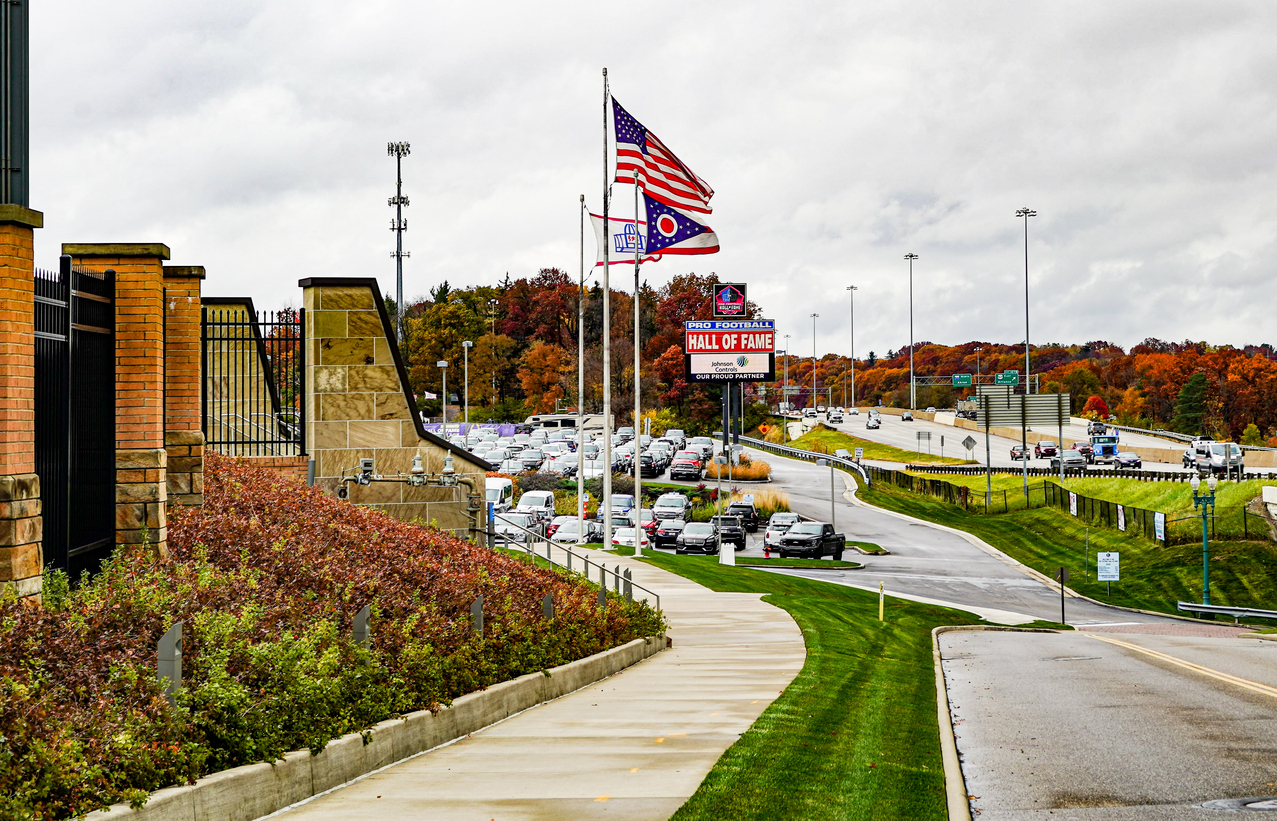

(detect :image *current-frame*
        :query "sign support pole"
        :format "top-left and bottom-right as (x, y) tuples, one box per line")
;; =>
(632, 170), (642, 557)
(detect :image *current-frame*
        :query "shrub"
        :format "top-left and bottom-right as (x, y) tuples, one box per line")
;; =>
(0, 453), (662, 820)
(705, 455), (771, 481)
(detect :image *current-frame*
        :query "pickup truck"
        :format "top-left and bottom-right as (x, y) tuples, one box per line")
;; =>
(709, 515), (747, 550)
(778, 521), (845, 560)
(726, 501), (759, 532)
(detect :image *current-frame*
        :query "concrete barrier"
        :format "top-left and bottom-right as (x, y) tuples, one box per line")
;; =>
(83, 634), (666, 821)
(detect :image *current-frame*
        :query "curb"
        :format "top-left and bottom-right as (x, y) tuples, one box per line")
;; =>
(84, 634), (666, 821)
(932, 625), (1064, 821)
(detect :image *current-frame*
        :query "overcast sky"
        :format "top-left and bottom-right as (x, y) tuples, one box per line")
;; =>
(29, 1), (1277, 359)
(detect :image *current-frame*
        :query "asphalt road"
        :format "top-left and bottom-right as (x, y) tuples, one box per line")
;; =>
(942, 628), (1277, 819)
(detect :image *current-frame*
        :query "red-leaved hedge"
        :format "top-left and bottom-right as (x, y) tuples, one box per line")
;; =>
(0, 453), (662, 820)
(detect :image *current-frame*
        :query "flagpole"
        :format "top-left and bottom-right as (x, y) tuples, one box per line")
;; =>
(602, 67), (613, 550)
(632, 169), (642, 557)
(578, 195), (586, 546)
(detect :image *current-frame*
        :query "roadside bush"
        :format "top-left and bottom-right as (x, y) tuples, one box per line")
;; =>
(0, 453), (662, 820)
(705, 455), (771, 481)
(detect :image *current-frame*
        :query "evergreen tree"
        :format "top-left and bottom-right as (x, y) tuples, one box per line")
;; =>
(1172, 372), (1208, 434)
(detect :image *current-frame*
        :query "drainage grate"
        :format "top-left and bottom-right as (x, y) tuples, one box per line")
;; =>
(1201, 797), (1277, 811)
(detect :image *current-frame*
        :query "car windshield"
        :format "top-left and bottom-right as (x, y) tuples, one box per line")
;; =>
(790, 523), (823, 535)
(1040, 441), (1056, 447)
(655, 497), (685, 508)
(684, 523), (715, 536)
(614, 528), (638, 539)
(769, 514), (799, 527)
(728, 504), (752, 512)
(611, 495), (634, 507)
(711, 516), (741, 526)
(1062, 450), (1081, 458)
(500, 514), (533, 526)
(658, 520), (685, 531)
(676, 450), (699, 460)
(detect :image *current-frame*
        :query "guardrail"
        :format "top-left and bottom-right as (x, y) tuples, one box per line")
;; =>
(1177, 601), (1277, 622)
(472, 516), (660, 611)
(905, 463), (1262, 482)
(728, 434), (872, 487)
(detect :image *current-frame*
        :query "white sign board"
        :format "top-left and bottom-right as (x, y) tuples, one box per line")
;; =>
(743, 494), (755, 504)
(1154, 512), (1166, 542)
(1069, 491), (1078, 517)
(854, 447), (864, 460)
(1097, 552), (1120, 581)
(1117, 504), (1126, 532)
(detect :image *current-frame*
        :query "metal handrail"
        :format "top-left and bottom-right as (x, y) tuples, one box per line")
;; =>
(1177, 601), (1277, 622)
(727, 434), (872, 487)
(478, 515), (661, 611)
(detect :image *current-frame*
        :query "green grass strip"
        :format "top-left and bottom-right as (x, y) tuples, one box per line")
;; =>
(789, 425), (976, 466)
(635, 552), (982, 821)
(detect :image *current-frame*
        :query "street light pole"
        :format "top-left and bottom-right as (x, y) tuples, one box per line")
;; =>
(846, 285), (857, 410)
(1191, 473), (1218, 605)
(781, 343), (790, 444)
(810, 313), (819, 411)
(904, 253), (918, 409)
(462, 341), (473, 432)
(487, 298), (498, 404)
(1016, 209), (1036, 499)
(975, 346), (983, 386)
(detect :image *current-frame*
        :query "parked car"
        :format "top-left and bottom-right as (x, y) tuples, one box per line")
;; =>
(710, 515), (747, 550)
(901, 411), (914, 421)
(1049, 449), (1088, 472)
(726, 501), (759, 532)
(688, 437), (716, 461)
(1010, 445), (1030, 460)
(611, 527), (650, 549)
(515, 490), (556, 523)
(519, 448), (546, 471)
(652, 518), (687, 547)
(764, 512), (801, 548)
(546, 515), (574, 538)
(493, 512), (542, 544)
(669, 454), (703, 481)
(778, 521), (845, 560)
(1114, 451), (1143, 469)
(866, 418), (881, 430)
(639, 453), (662, 478)
(551, 519), (604, 544)
(1034, 440), (1058, 459)
(628, 508), (658, 535)
(579, 459), (608, 479)
(595, 493), (635, 519)
(485, 476), (514, 513)
(616, 426), (635, 443)
(653, 493), (690, 520)
(665, 428), (688, 449)
(676, 521), (720, 554)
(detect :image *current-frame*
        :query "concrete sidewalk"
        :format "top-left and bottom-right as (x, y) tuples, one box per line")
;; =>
(270, 552), (805, 821)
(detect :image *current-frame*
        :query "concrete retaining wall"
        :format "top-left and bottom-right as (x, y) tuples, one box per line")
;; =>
(84, 634), (666, 821)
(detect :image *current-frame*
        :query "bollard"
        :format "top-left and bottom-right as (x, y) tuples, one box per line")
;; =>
(624, 568), (633, 601)
(471, 595), (484, 637)
(542, 592), (554, 620)
(486, 503), (495, 550)
(878, 582), (884, 622)
(157, 622), (183, 707)
(353, 604), (372, 646)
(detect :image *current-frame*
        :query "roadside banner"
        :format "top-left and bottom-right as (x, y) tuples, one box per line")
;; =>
(1069, 491), (1078, 517)
(1117, 504), (1126, 532)
(1154, 512), (1166, 542)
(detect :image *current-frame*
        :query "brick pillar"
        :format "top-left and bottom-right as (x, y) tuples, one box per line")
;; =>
(64, 243), (170, 558)
(0, 205), (43, 601)
(163, 266), (205, 507)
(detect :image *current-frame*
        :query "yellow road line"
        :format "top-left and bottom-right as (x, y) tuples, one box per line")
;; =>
(1085, 633), (1277, 699)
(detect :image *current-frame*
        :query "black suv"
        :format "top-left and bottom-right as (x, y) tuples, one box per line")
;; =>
(639, 453), (662, 478)
(726, 502), (759, 532)
(709, 515), (746, 551)
(652, 518), (686, 547)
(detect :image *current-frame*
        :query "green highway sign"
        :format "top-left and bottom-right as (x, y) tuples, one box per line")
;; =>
(951, 374), (972, 387)
(994, 372), (1019, 386)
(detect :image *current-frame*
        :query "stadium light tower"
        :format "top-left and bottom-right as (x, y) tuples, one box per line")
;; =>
(388, 141), (411, 342)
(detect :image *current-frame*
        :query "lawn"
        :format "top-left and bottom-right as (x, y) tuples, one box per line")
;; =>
(860, 479), (1277, 615)
(632, 552), (984, 821)
(790, 425), (975, 466)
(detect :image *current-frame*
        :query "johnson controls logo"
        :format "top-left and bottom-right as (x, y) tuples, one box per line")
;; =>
(736, 355), (749, 367)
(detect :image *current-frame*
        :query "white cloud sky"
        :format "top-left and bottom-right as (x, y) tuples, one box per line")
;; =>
(28, 0), (1277, 359)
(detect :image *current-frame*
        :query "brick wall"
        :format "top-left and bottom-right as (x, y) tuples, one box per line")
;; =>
(235, 455), (310, 485)
(65, 244), (170, 558)
(300, 278), (490, 535)
(163, 266), (205, 507)
(0, 206), (43, 601)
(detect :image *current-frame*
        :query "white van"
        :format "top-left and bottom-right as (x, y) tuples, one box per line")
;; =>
(485, 477), (514, 513)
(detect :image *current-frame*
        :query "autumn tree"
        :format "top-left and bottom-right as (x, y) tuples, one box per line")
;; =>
(518, 342), (571, 413)
(1081, 395), (1110, 419)
(1114, 387), (1146, 423)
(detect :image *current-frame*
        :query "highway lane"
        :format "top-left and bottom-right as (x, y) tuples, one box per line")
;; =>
(748, 445), (1181, 626)
(941, 628), (1277, 819)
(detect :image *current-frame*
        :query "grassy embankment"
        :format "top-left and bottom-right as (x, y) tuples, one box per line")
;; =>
(632, 552), (984, 821)
(861, 477), (1277, 613)
(789, 425), (976, 466)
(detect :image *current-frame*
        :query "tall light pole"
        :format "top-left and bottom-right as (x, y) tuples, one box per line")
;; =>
(1016, 208), (1036, 498)
(846, 285), (857, 410)
(975, 346), (983, 386)
(780, 343), (790, 443)
(904, 253), (918, 409)
(1191, 473), (1218, 605)
(810, 313), (819, 410)
(388, 142), (411, 343)
(437, 360), (449, 428)
(578, 195), (587, 543)
(487, 298), (498, 404)
(462, 341), (473, 432)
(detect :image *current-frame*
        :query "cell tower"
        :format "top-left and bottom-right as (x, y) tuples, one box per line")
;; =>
(388, 142), (410, 342)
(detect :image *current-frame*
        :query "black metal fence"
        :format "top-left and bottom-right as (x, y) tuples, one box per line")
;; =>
(201, 302), (305, 456)
(34, 255), (116, 578)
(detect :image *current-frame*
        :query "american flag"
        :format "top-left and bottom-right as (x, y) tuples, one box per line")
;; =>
(612, 97), (714, 214)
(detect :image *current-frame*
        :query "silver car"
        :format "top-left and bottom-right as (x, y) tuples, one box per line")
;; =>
(1049, 449), (1088, 471)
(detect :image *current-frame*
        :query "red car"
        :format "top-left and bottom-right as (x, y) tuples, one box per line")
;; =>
(1010, 446), (1030, 461)
(1034, 440), (1058, 459)
(1072, 441), (1095, 463)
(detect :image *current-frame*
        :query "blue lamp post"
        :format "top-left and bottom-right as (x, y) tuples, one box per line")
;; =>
(1190, 472), (1218, 605)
